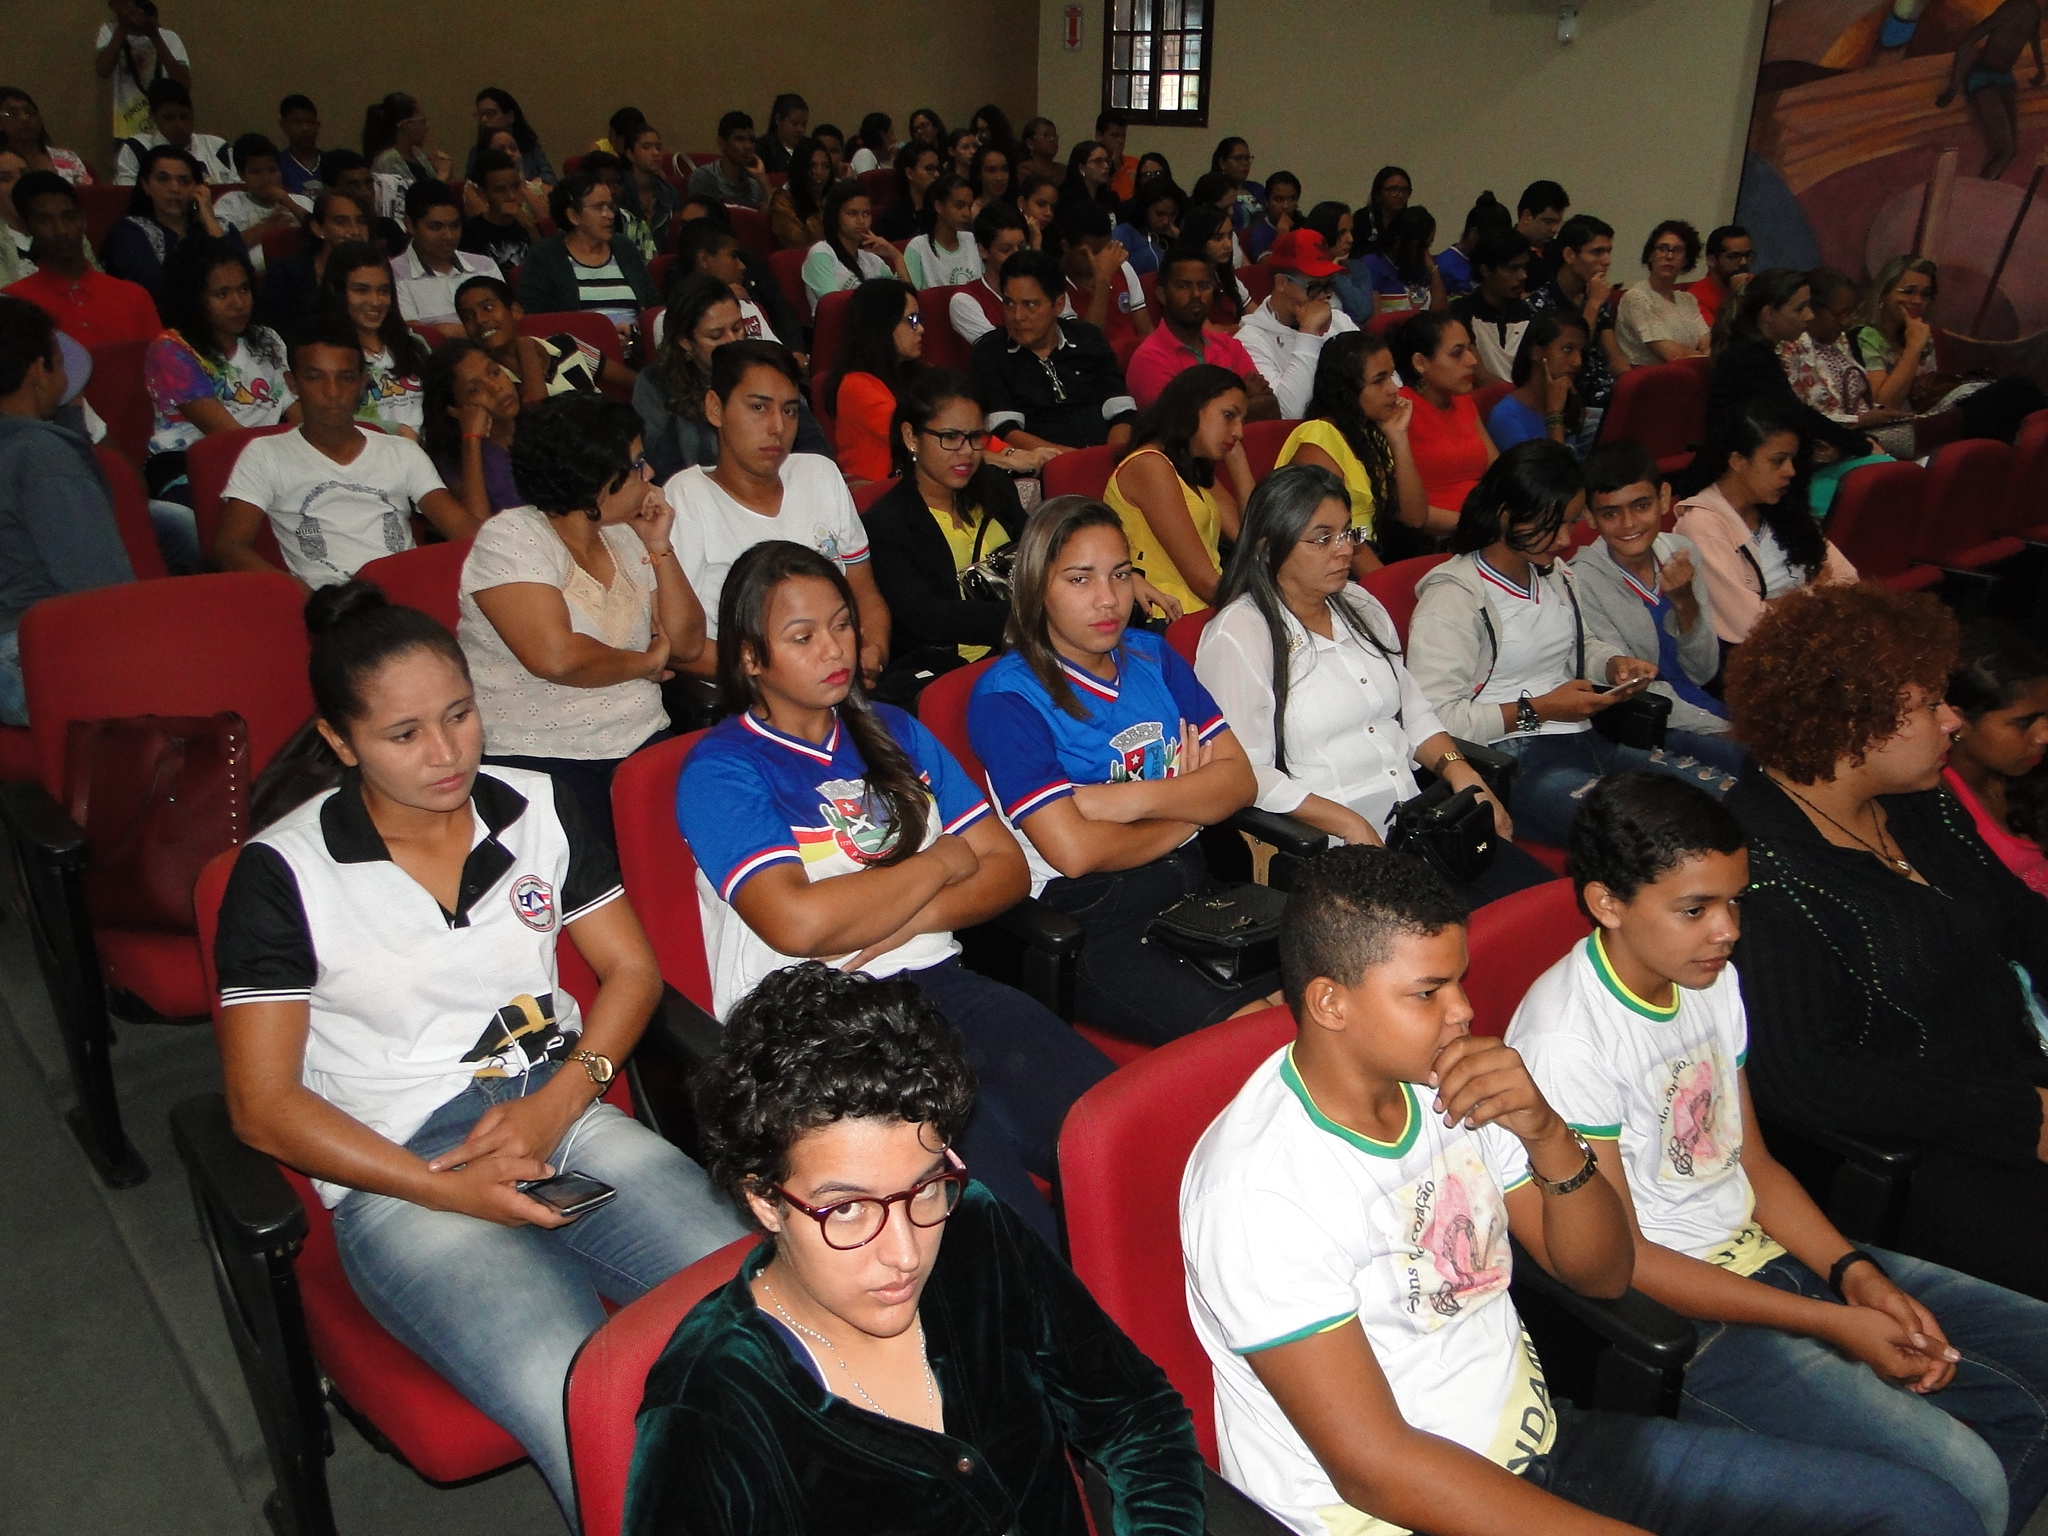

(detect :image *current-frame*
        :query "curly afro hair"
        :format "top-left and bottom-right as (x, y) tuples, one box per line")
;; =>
(693, 963), (976, 1205)
(1724, 582), (1958, 783)
(507, 392), (642, 518)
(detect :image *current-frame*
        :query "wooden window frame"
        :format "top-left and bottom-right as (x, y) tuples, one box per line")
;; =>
(1101, 0), (1215, 128)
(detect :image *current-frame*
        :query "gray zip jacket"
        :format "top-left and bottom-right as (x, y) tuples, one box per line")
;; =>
(1407, 552), (1627, 743)
(1570, 533), (1731, 737)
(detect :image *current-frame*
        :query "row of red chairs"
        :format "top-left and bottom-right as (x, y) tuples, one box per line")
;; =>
(1826, 424), (2048, 593)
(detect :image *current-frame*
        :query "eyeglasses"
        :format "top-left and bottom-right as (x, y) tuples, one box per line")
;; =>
(1650, 243), (1688, 257)
(918, 427), (991, 451)
(899, 311), (924, 330)
(628, 454), (649, 476)
(773, 1149), (968, 1250)
(1300, 525), (1372, 549)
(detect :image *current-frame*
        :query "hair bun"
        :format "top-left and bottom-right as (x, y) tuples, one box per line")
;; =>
(304, 578), (390, 640)
(1475, 190), (1499, 207)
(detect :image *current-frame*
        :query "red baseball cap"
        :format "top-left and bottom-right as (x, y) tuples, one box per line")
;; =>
(1267, 229), (1342, 278)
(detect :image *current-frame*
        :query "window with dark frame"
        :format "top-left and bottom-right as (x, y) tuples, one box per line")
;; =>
(1104, 0), (1214, 127)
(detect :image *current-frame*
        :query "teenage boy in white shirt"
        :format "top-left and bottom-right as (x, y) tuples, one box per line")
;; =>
(112, 77), (230, 184)
(392, 179), (501, 331)
(212, 134), (313, 235)
(1182, 843), (1983, 1536)
(1508, 772), (2048, 1536)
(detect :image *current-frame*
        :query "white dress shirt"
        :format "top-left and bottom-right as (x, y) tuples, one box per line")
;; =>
(392, 246), (504, 325)
(1197, 589), (1446, 836)
(1234, 298), (1359, 419)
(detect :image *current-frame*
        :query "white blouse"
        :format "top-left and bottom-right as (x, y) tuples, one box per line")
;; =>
(1197, 589), (1448, 836)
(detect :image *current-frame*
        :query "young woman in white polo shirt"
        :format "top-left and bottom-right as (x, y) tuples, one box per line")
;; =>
(213, 582), (746, 1522)
(1405, 441), (1734, 847)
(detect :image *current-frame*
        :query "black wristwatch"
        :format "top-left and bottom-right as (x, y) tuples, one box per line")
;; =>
(1827, 1248), (1886, 1298)
(1515, 693), (1542, 734)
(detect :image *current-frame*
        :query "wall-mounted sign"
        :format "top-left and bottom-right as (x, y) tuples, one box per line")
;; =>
(1064, 5), (1083, 51)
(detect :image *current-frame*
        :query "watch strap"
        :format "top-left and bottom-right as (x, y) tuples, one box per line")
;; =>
(1533, 1129), (1599, 1195)
(1827, 1248), (1885, 1298)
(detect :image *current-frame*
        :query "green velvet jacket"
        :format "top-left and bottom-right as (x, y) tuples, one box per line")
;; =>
(624, 1183), (1205, 1535)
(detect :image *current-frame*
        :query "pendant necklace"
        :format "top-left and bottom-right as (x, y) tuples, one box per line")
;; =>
(761, 1277), (937, 1419)
(1773, 776), (1915, 875)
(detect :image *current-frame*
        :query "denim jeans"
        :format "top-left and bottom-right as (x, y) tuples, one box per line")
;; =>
(331, 1062), (749, 1525)
(1678, 1246), (2048, 1536)
(146, 497), (202, 573)
(0, 628), (23, 726)
(1490, 729), (1738, 846)
(1527, 1401), (1982, 1535)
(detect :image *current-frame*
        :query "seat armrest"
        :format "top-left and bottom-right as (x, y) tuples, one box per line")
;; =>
(1510, 1238), (1695, 1374)
(991, 896), (1083, 958)
(629, 984), (724, 1155)
(168, 1093), (305, 1254)
(0, 780), (86, 867)
(1202, 1466), (1297, 1535)
(1225, 807), (1330, 860)
(1449, 738), (1517, 805)
(1794, 1124), (1920, 1179)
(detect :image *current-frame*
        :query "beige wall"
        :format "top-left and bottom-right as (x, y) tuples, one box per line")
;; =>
(1038, 0), (1772, 276)
(13, 1), (1039, 184)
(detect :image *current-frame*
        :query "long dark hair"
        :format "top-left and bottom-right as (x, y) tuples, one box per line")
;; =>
(1362, 164), (1411, 250)
(1123, 363), (1242, 490)
(1063, 140), (1117, 211)
(970, 104), (1016, 152)
(1381, 205), (1436, 285)
(1952, 620), (2048, 843)
(923, 172), (970, 238)
(162, 236), (277, 368)
(1509, 312), (1588, 438)
(888, 369), (985, 510)
(826, 278), (919, 417)
(892, 140), (940, 211)
(1695, 401), (1825, 581)
(1179, 203), (1241, 319)
(653, 272), (742, 417)
(420, 339), (485, 464)
(1304, 332), (1399, 520)
(361, 92), (418, 163)
(1722, 266), (1808, 349)
(0, 88), (52, 153)
(1215, 465), (1395, 772)
(820, 178), (868, 277)
(1451, 439), (1585, 556)
(1005, 496), (1130, 720)
(475, 88), (538, 153)
(716, 542), (929, 861)
(319, 240), (428, 375)
(1393, 310), (1465, 387)
(1209, 137), (1248, 180)
(856, 112), (894, 159)
(768, 93), (808, 143)
(785, 136), (834, 221)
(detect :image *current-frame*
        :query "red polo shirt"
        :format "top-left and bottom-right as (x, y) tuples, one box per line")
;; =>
(1125, 322), (1258, 411)
(5, 267), (162, 350)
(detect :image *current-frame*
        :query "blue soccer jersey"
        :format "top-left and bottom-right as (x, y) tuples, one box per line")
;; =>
(677, 704), (991, 1017)
(967, 629), (1228, 891)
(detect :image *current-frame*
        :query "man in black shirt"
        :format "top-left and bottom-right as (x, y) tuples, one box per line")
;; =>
(971, 248), (1136, 451)
(1527, 214), (1623, 443)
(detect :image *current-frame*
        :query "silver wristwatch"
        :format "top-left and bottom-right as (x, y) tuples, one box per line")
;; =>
(1533, 1129), (1600, 1195)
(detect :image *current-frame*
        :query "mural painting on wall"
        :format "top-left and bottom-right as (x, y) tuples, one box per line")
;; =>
(1737, 0), (2048, 382)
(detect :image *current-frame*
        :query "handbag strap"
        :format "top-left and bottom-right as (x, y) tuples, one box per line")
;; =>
(968, 502), (993, 565)
(1739, 543), (1769, 599)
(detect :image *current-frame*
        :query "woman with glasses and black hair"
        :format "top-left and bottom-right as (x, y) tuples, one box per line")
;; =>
(625, 962), (1201, 1536)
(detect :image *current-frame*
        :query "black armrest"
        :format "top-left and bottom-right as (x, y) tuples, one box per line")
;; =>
(1450, 737), (1517, 805)
(168, 1093), (305, 1254)
(0, 779), (86, 867)
(991, 896), (1083, 958)
(1224, 806), (1330, 861)
(1509, 1238), (1695, 1374)
(1202, 1466), (1296, 1535)
(629, 984), (725, 1156)
(1795, 1124), (1920, 1179)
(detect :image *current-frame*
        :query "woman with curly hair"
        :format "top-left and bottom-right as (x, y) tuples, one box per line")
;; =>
(624, 963), (1202, 1535)
(1725, 582), (2048, 1301)
(1946, 621), (2048, 897)
(1275, 330), (1428, 576)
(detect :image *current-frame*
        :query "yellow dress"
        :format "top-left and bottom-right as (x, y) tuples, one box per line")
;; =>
(928, 504), (1012, 662)
(1276, 419), (1380, 533)
(1103, 448), (1223, 615)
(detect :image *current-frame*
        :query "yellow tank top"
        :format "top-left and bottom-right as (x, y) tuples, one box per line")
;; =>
(928, 503), (1011, 662)
(1277, 419), (1380, 532)
(1102, 448), (1222, 615)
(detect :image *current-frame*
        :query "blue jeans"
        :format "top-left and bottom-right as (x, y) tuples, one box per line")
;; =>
(147, 497), (202, 573)
(1678, 1246), (2048, 1536)
(1491, 730), (1738, 847)
(0, 628), (23, 726)
(331, 1061), (749, 1525)
(1530, 1401), (1981, 1535)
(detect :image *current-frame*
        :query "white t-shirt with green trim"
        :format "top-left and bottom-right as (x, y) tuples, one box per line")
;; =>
(1182, 1044), (1553, 1536)
(1507, 934), (1786, 1276)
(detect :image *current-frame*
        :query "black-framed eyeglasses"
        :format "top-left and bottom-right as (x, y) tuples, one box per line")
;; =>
(773, 1148), (968, 1250)
(918, 427), (992, 452)
(1300, 525), (1371, 549)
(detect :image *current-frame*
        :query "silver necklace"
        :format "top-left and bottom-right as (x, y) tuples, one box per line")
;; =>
(761, 1277), (937, 1419)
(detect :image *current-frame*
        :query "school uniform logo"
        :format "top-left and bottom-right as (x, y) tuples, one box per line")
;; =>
(807, 777), (901, 863)
(1654, 1048), (1740, 1181)
(1108, 721), (1179, 782)
(510, 874), (557, 931)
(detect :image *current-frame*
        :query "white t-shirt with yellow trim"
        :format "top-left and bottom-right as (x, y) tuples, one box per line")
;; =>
(1182, 1044), (1553, 1536)
(1507, 933), (1785, 1277)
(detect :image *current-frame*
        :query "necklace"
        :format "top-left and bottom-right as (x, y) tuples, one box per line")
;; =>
(1771, 775), (1916, 875)
(760, 1277), (937, 1420)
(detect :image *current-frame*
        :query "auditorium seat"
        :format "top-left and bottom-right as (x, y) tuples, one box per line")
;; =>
(1040, 443), (1116, 502)
(1595, 360), (1706, 465)
(93, 444), (169, 579)
(357, 539), (471, 632)
(1237, 418), (1300, 483)
(189, 423), (295, 570)
(82, 339), (154, 465)
(1824, 461), (1942, 593)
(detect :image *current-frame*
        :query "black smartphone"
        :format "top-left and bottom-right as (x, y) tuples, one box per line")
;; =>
(515, 1171), (617, 1219)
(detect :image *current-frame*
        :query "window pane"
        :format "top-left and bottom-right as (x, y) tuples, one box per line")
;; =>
(1163, 32), (1181, 68)
(1182, 32), (1201, 68)
(1182, 75), (1204, 110)
(1183, 0), (1202, 25)
(1113, 33), (1131, 69)
(1113, 0), (1132, 27)
(1134, 32), (1152, 69)
(1133, 74), (1152, 109)
(1163, 0), (1180, 27)
(1111, 73), (1131, 108)
(1134, 0), (1152, 29)
(1160, 72), (1180, 107)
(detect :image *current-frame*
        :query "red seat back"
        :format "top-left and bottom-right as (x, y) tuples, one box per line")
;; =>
(810, 288), (856, 387)
(768, 247), (809, 321)
(1917, 439), (2014, 563)
(190, 423), (295, 569)
(1041, 444), (1116, 502)
(1596, 361), (1706, 462)
(646, 253), (676, 299)
(858, 167), (897, 209)
(356, 540), (471, 633)
(2004, 418), (2048, 534)
(1236, 264), (1275, 309)
(567, 1237), (755, 1536)
(919, 286), (973, 372)
(917, 656), (1000, 789)
(1464, 880), (1583, 1036)
(78, 184), (131, 252)
(83, 340), (154, 465)
(852, 477), (898, 515)
(1473, 380), (1514, 426)
(521, 310), (625, 365)
(1164, 608), (1214, 666)
(727, 205), (774, 260)
(610, 732), (717, 1011)
(1824, 460), (1931, 583)
(257, 222), (303, 266)
(1238, 418), (1299, 483)
(93, 444), (168, 579)
(1366, 310), (1408, 342)
(1360, 553), (1450, 644)
(1060, 1004), (1296, 1466)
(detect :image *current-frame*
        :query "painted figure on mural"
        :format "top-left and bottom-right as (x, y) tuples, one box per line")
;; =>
(1936, 0), (2047, 176)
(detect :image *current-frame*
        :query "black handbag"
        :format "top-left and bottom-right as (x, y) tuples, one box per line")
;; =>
(1386, 779), (1497, 885)
(1143, 882), (1288, 990)
(1592, 689), (1673, 750)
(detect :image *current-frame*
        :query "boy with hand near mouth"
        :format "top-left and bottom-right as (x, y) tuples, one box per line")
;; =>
(1508, 772), (2048, 1536)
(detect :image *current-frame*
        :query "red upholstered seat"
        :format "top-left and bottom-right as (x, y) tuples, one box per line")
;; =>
(93, 444), (168, 579)
(567, 1238), (755, 1536)
(768, 247), (809, 321)
(1595, 360), (1707, 462)
(1472, 380), (1514, 427)
(0, 727), (35, 783)
(1041, 443), (1116, 502)
(611, 734), (718, 1011)
(1164, 608), (1212, 666)
(77, 183), (130, 251)
(1359, 552), (1449, 643)
(258, 222), (303, 266)
(190, 423), (295, 570)
(1238, 418), (1299, 483)
(1236, 264), (1275, 309)
(1463, 880), (1583, 1035)
(83, 339), (154, 465)
(357, 539), (471, 633)
(810, 288), (855, 388)
(1825, 461), (1943, 592)
(858, 167), (896, 209)
(726, 205), (774, 259)
(919, 286), (973, 372)
(1914, 439), (2022, 571)
(2001, 418), (2048, 539)
(852, 477), (898, 515)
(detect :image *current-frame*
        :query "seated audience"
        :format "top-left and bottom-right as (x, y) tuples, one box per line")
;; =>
(1016, 117), (1062, 185)
(216, 315), (475, 585)
(1241, 169), (1300, 262)
(1792, 269), (1911, 452)
(0, 300), (135, 723)
(624, 963), (1199, 1533)
(1278, 330), (1428, 573)
(766, 136), (834, 250)
(1059, 138), (1120, 215)
(1674, 403), (1856, 646)
(143, 236), (290, 477)
(105, 145), (238, 310)
(1112, 175), (1184, 277)
(1237, 230), (1358, 418)
(455, 274), (630, 401)
(968, 495), (1275, 1041)
(671, 219), (780, 342)
(617, 121), (677, 251)
(907, 107), (944, 148)
(1515, 177), (1572, 288)
(1434, 189), (1513, 296)
(573, 151), (655, 263)
(1197, 465), (1548, 900)
(1526, 215), (1623, 441)
(462, 125), (549, 227)
(0, 150), (35, 290)
(391, 179), (501, 329)
(1180, 201), (1249, 320)
(945, 200), (1028, 345)
(1098, 108), (1138, 199)
(875, 142), (941, 243)
(972, 104), (1018, 151)
(1724, 582), (2048, 1302)
(664, 340), (889, 674)
(756, 92), (808, 176)
(458, 392), (702, 843)
(802, 179), (910, 313)
(1344, 205), (1446, 319)
(1125, 246), (1270, 414)
(947, 123), (980, 181)
(113, 78), (231, 185)
(1574, 443), (1741, 766)
(1445, 229), (1534, 387)
(1617, 221), (1712, 365)
(214, 580), (743, 1524)
(849, 111), (901, 176)
(319, 240), (430, 434)
(813, 122), (849, 179)
(255, 187), (367, 333)
(467, 87), (554, 185)
(212, 134), (312, 235)
(1057, 199), (1149, 338)
(1486, 312), (1588, 451)
(674, 544), (1112, 1237)
(1853, 255), (2048, 443)
(1946, 621), (2048, 897)
(419, 339), (521, 520)
(519, 172), (659, 338)
(458, 149), (536, 273)
(1394, 311), (1497, 534)
(276, 94), (324, 196)
(591, 106), (645, 159)
(903, 173), (982, 290)
(688, 111), (770, 210)
(971, 248), (1136, 452)
(5, 172), (161, 348)
(1300, 199), (1355, 265)
(1208, 137), (1263, 229)
(1013, 171), (1064, 256)
(1710, 268), (1873, 460)
(1682, 223), (1753, 331)
(0, 87), (92, 187)
(1358, 165), (1413, 254)
(1103, 363), (1251, 614)
(362, 91), (451, 187)
(1407, 442), (1732, 847)
(826, 278), (922, 483)
(1183, 843), (1971, 1536)
(968, 141), (1016, 221)
(314, 150), (407, 255)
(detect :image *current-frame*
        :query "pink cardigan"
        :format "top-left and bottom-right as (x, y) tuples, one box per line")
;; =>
(1945, 767), (2048, 897)
(1672, 484), (1857, 643)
